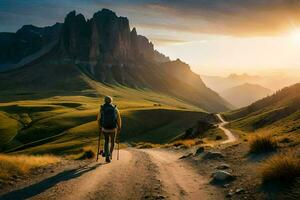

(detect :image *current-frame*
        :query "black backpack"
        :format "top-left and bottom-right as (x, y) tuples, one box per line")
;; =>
(101, 103), (117, 129)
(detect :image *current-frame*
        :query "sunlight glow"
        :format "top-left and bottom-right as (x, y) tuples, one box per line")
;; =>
(290, 29), (300, 44)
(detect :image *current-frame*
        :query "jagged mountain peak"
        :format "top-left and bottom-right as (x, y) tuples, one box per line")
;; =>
(0, 9), (231, 112)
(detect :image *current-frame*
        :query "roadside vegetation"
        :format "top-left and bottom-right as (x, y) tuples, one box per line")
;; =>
(0, 154), (60, 181)
(260, 151), (300, 185)
(76, 146), (96, 160)
(249, 134), (278, 154)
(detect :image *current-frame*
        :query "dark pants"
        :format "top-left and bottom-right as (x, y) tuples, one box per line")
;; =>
(103, 131), (116, 159)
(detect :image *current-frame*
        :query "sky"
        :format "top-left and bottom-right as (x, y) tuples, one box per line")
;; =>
(1, 0), (300, 77)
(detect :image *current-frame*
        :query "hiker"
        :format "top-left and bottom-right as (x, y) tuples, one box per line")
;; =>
(97, 96), (121, 163)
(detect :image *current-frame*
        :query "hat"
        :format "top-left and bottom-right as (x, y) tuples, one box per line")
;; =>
(104, 96), (112, 104)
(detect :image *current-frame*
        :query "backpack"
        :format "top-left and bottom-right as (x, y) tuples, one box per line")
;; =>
(100, 103), (117, 129)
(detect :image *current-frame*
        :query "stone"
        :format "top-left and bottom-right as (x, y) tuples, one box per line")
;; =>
(210, 170), (235, 185)
(195, 146), (205, 155)
(203, 151), (224, 160)
(212, 170), (233, 181)
(235, 188), (245, 194)
(216, 163), (230, 170)
(179, 153), (193, 159)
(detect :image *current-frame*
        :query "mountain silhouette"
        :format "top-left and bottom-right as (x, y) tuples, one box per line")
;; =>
(221, 83), (272, 108)
(0, 9), (231, 112)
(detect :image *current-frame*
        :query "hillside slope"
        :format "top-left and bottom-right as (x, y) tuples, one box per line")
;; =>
(223, 83), (300, 136)
(221, 83), (272, 108)
(0, 9), (230, 112)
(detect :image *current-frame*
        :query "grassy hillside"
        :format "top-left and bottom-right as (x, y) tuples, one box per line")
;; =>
(0, 78), (218, 155)
(223, 83), (300, 142)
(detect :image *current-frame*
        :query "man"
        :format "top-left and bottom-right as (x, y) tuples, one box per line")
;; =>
(97, 96), (121, 163)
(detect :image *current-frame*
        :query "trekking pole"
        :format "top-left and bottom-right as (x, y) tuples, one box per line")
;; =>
(96, 129), (101, 161)
(117, 130), (120, 160)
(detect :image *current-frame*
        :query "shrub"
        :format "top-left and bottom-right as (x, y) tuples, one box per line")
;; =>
(249, 134), (278, 154)
(170, 139), (197, 148)
(0, 154), (60, 180)
(215, 135), (222, 140)
(260, 152), (300, 186)
(77, 146), (96, 160)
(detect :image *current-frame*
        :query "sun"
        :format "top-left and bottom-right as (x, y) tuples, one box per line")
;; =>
(290, 29), (300, 43)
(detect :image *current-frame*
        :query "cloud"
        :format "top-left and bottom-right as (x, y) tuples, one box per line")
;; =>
(149, 37), (189, 45)
(1, 0), (300, 36)
(138, 0), (300, 36)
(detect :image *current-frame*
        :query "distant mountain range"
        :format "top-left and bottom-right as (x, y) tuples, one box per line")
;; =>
(221, 83), (272, 108)
(224, 83), (300, 135)
(201, 73), (299, 93)
(0, 9), (231, 112)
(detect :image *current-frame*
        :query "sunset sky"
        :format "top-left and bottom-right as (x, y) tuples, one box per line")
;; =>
(1, 0), (300, 76)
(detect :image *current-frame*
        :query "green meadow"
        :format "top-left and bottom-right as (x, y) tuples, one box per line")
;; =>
(0, 82), (212, 155)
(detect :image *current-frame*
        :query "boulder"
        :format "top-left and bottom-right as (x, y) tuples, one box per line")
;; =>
(216, 163), (230, 170)
(179, 153), (194, 159)
(195, 146), (205, 155)
(211, 170), (235, 184)
(203, 151), (224, 160)
(235, 188), (245, 194)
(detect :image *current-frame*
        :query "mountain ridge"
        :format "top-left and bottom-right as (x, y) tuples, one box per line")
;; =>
(221, 82), (272, 108)
(224, 83), (300, 135)
(0, 9), (231, 112)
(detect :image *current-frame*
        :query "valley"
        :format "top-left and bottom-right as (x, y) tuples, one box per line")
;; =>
(0, 6), (299, 200)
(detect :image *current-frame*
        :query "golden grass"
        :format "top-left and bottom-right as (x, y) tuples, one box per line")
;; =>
(167, 139), (197, 148)
(0, 154), (60, 180)
(249, 134), (278, 154)
(260, 151), (300, 185)
(133, 142), (161, 149)
(76, 146), (96, 160)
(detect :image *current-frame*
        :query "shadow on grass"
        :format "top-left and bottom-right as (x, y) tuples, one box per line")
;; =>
(0, 162), (104, 200)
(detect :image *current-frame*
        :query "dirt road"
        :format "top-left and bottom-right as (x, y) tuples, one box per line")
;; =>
(1, 114), (235, 200)
(216, 114), (237, 144)
(0, 149), (221, 200)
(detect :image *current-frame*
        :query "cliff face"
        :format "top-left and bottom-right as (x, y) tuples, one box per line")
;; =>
(0, 9), (231, 112)
(59, 9), (157, 65)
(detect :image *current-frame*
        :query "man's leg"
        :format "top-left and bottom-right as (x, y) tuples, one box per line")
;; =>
(103, 132), (110, 162)
(109, 131), (116, 159)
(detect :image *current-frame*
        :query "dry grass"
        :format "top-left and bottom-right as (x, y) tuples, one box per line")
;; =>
(134, 142), (161, 149)
(167, 139), (197, 148)
(249, 134), (278, 154)
(0, 154), (60, 180)
(76, 146), (96, 160)
(260, 151), (300, 186)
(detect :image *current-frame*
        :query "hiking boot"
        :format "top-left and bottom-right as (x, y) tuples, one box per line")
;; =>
(105, 157), (111, 163)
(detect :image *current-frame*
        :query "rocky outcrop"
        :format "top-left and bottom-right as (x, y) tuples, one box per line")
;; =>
(60, 11), (90, 60)
(0, 9), (231, 112)
(59, 9), (159, 65)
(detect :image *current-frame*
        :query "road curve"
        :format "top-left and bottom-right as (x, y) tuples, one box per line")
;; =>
(216, 114), (237, 144)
